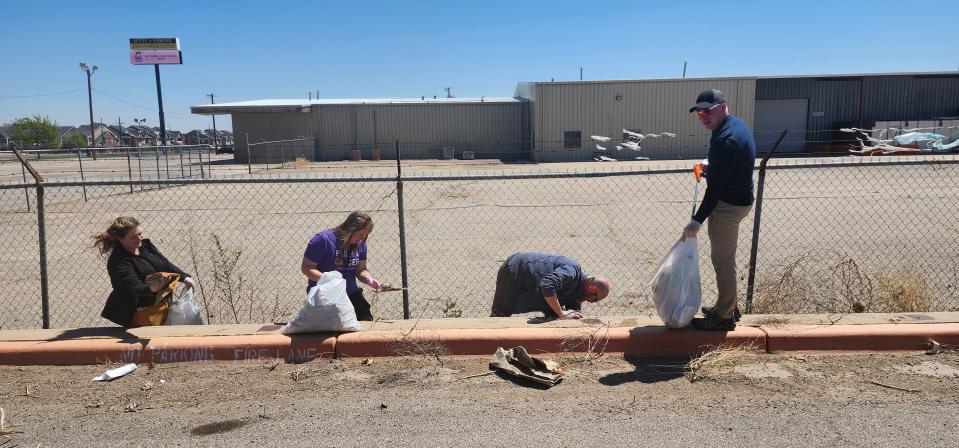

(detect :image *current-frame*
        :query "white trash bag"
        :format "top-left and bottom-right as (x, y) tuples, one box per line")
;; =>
(165, 287), (203, 325)
(283, 271), (364, 334)
(649, 238), (702, 328)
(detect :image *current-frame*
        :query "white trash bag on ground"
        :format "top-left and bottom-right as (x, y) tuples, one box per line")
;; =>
(165, 287), (203, 325)
(283, 271), (364, 334)
(649, 238), (702, 328)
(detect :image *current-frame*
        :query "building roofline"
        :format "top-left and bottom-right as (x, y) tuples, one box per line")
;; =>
(191, 97), (526, 115)
(520, 71), (959, 86)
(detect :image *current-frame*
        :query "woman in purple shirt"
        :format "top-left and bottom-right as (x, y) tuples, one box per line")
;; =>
(300, 210), (381, 321)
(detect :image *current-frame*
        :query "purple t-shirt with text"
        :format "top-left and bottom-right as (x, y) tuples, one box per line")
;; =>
(303, 229), (368, 293)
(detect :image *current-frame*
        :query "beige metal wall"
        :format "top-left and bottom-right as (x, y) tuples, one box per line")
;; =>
(232, 111), (313, 163)
(529, 78), (756, 161)
(312, 102), (529, 161)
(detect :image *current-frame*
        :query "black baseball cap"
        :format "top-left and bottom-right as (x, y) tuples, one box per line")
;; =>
(689, 89), (727, 113)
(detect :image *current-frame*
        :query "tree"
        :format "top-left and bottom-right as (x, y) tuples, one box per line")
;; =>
(64, 133), (88, 149)
(10, 115), (61, 149)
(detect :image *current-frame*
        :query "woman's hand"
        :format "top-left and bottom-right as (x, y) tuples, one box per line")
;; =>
(146, 276), (164, 293)
(182, 277), (196, 290)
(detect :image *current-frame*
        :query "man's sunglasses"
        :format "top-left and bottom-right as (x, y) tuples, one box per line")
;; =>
(694, 103), (722, 116)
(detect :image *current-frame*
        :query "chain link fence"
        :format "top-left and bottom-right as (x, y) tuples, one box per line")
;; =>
(1, 143), (958, 329)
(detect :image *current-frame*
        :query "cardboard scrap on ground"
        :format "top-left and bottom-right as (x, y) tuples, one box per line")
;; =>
(489, 346), (564, 387)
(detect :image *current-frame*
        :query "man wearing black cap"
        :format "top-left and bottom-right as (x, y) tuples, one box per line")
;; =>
(682, 89), (756, 331)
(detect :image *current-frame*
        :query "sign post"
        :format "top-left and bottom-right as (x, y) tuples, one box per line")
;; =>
(130, 38), (182, 147)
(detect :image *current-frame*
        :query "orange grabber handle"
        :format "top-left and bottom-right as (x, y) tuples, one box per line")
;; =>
(693, 163), (703, 183)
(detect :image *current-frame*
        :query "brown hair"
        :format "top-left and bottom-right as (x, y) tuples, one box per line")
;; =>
(92, 216), (140, 256)
(332, 210), (373, 253)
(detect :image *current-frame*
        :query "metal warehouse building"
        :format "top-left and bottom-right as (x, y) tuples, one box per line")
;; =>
(192, 71), (959, 163)
(192, 98), (529, 163)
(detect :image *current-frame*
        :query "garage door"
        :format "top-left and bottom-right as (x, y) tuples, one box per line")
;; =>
(754, 99), (808, 153)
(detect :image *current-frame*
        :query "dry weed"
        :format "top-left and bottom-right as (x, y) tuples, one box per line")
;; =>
(0, 407), (20, 436)
(558, 323), (612, 364)
(684, 342), (759, 382)
(753, 250), (933, 314)
(280, 157), (309, 170)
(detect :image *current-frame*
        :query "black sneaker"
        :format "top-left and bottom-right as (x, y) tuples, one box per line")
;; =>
(701, 305), (742, 322)
(691, 314), (737, 331)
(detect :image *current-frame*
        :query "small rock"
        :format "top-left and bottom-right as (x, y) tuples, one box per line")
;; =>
(124, 402), (138, 413)
(379, 403), (388, 409)
(141, 381), (154, 391)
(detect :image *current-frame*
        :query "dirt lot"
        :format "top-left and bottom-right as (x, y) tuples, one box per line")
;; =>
(1, 350), (957, 446)
(1, 155), (958, 329)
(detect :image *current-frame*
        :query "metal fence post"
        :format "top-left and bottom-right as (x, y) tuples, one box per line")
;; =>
(37, 183), (50, 328)
(137, 148), (144, 191)
(126, 148), (134, 194)
(247, 134), (252, 175)
(395, 140), (410, 319)
(187, 149), (193, 178)
(199, 147), (206, 179)
(179, 152), (185, 178)
(77, 149), (88, 202)
(745, 129), (788, 314)
(12, 147), (49, 328)
(165, 147), (170, 180)
(21, 163), (31, 211)
(155, 147), (162, 190)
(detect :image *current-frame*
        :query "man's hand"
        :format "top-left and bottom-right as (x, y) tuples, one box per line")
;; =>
(558, 310), (583, 320)
(682, 220), (702, 240)
(182, 277), (196, 290)
(366, 276), (381, 291)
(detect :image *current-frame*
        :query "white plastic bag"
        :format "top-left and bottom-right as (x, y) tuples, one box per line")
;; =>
(282, 271), (363, 334)
(649, 238), (702, 328)
(165, 287), (203, 325)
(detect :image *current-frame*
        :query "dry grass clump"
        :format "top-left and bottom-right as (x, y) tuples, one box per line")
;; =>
(752, 250), (933, 314)
(280, 157), (309, 170)
(684, 342), (759, 382)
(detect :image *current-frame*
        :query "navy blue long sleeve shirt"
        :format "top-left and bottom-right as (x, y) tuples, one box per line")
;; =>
(504, 252), (586, 316)
(693, 115), (757, 223)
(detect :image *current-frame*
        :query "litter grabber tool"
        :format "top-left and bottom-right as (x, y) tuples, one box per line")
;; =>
(690, 160), (706, 217)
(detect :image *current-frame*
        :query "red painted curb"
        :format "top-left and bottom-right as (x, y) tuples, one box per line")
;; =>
(764, 323), (959, 352)
(334, 326), (767, 358)
(0, 333), (336, 366)
(619, 326), (767, 357)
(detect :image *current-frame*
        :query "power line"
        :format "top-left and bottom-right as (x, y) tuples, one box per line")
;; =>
(0, 89), (86, 99)
(92, 88), (194, 116)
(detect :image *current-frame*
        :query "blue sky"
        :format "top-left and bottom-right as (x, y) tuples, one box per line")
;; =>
(1, 0), (956, 131)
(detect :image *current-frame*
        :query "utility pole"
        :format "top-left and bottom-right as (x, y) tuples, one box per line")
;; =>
(580, 67), (583, 81)
(445, 87), (452, 98)
(79, 62), (99, 159)
(682, 61), (688, 78)
(308, 91), (312, 100)
(207, 93), (218, 151)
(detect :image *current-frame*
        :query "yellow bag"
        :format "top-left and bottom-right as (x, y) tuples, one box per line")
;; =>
(131, 272), (180, 326)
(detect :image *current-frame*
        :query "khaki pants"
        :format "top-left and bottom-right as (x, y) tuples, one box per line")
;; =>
(707, 201), (752, 319)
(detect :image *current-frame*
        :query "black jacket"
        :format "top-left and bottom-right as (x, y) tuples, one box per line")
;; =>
(504, 252), (586, 316)
(101, 239), (189, 327)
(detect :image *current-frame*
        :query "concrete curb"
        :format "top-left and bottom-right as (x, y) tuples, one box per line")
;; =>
(764, 323), (959, 352)
(1, 318), (957, 366)
(0, 333), (336, 366)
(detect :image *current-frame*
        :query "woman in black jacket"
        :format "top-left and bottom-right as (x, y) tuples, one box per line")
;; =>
(93, 216), (195, 327)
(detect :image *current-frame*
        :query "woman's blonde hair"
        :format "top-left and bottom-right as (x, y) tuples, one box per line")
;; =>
(92, 216), (140, 256)
(332, 210), (373, 253)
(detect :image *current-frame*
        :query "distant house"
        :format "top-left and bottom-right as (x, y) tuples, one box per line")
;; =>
(166, 130), (184, 145)
(106, 126), (138, 147)
(183, 130), (214, 145)
(68, 124), (120, 147)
